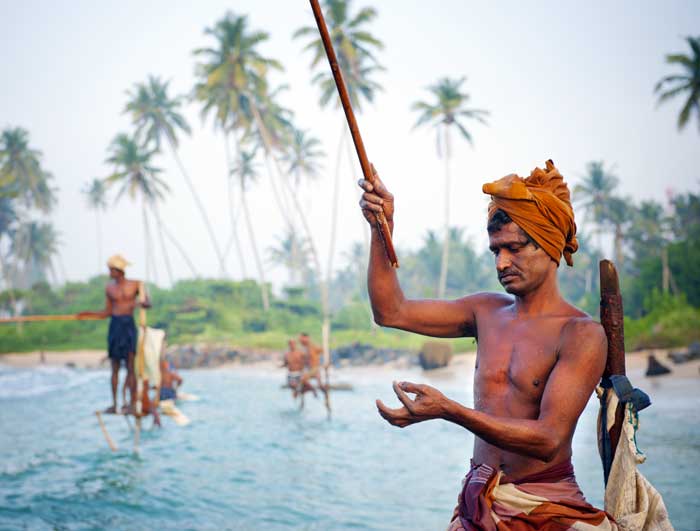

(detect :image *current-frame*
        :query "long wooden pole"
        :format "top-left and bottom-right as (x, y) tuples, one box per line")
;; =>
(599, 259), (626, 485)
(0, 314), (103, 323)
(309, 0), (399, 268)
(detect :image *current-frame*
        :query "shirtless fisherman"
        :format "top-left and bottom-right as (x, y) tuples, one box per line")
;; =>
(281, 339), (305, 399)
(298, 333), (323, 394)
(359, 161), (616, 529)
(78, 255), (150, 415)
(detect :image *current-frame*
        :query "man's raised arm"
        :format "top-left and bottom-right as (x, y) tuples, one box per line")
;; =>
(359, 165), (485, 338)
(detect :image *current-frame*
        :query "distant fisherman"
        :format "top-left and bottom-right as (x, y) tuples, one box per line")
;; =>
(78, 254), (150, 415)
(298, 333), (323, 396)
(160, 357), (183, 401)
(281, 339), (305, 399)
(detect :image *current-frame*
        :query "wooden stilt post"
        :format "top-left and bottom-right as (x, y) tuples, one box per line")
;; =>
(95, 411), (118, 452)
(599, 259), (626, 485)
(134, 417), (141, 453)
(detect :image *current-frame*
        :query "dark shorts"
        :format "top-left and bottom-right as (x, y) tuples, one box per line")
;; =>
(108, 315), (137, 362)
(160, 387), (177, 401)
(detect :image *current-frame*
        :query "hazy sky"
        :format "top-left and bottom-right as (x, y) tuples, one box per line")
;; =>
(1, 1), (698, 289)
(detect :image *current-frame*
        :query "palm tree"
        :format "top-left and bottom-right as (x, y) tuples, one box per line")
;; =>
(284, 127), (324, 187)
(268, 228), (310, 286)
(630, 201), (676, 294)
(294, 0), (384, 112)
(104, 133), (171, 283)
(411, 77), (489, 298)
(246, 84), (297, 230)
(82, 178), (108, 274)
(231, 148), (269, 311)
(602, 196), (632, 269)
(573, 161), (619, 251)
(0, 127), (56, 212)
(0, 198), (18, 315)
(193, 12), (283, 278)
(10, 221), (60, 287)
(125, 76), (228, 276)
(655, 36), (700, 133)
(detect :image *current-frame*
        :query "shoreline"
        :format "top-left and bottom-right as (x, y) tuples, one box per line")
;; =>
(1, 348), (698, 381)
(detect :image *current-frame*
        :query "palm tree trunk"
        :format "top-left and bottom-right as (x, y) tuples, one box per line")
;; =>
(224, 132), (247, 279)
(343, 131), (374, 330)
(249, 104), (331, 375)
(327, 125), (346, 289)
(438, 124), (452, 298)
(142, 201), (158, 285)
(151, 205), (174, 285)
(168, 138), (227, 277)
(661, 246), (670, 294)
(152, 205), (199, 278)
(262, 153), (295, 232)
(239, 181), (269, 311)
(0, 251), (20, 331)
(96, 210), (103, 275)
(614, 224), (624, 270)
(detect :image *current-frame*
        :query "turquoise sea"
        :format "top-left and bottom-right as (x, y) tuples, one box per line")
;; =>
(0, 363), (698, 530)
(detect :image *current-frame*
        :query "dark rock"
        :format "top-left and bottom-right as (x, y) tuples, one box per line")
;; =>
(668, 351), (691, 364)
(418, 341), (453, 370)
(646, 355), (671, 377)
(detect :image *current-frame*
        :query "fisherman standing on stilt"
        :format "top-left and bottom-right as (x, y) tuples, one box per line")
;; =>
(78, 254), (150, 415)
(361, 161), (619, 529)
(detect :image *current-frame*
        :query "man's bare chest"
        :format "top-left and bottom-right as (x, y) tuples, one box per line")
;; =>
(474, 318), (569, 402)
(107, 282), (138, 303)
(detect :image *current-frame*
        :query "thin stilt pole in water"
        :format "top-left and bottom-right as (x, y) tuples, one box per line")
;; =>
(95, 411), (118, 452)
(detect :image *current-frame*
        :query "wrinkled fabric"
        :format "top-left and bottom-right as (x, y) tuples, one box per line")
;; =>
(483, 159), (578, 267)
(137, 326), (165, 387)
(596, 387), (673, 531)
(448, 460), (617, 530)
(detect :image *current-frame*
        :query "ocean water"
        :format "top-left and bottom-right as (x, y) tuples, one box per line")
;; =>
(0, 363), (698, 531)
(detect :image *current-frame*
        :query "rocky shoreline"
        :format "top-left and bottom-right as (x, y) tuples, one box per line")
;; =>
(166, 342), (421, 369)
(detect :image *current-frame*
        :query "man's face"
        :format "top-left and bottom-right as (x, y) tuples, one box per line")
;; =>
(488, 222), (554, 296)
(108, 267), (123, 280)
(299, 335), (309, 347)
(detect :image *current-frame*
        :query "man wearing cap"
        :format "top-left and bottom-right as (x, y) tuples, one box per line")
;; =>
(359, 161), (617, 529)
(78, 255), (151, 415)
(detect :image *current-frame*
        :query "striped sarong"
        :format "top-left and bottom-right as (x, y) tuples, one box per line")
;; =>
(448, 460), (617, 530)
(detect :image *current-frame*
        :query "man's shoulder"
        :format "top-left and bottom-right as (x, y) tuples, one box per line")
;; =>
(559, 313), (607, 354)
(559, 301), (604, 336)
(461, 292), (513, 312)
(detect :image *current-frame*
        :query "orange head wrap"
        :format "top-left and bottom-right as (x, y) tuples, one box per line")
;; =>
(482, 159), (578, 267)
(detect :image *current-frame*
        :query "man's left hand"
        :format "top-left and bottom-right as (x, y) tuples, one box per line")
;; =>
(376, 381), (450, 428)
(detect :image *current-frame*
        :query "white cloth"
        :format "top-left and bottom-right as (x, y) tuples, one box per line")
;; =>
(137, 326), (165, 387)
(596, 387), (673, 531)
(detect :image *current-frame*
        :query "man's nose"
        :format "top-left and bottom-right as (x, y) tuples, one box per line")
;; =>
(496, 251), (512, 271)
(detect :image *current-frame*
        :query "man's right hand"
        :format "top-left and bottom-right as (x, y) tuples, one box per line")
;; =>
(358, 164), (394, 228)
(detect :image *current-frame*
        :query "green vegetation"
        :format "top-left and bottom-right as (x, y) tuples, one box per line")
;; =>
(0, 276), (476, 354)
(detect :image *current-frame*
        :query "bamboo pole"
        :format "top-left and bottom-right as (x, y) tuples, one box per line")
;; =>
(309, 0), (399, 268)
(95, 411), (118, 452)
(0, 314), (103, 323)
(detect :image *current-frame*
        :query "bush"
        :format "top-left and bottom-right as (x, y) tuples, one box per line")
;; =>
(624, 291), (700, 350)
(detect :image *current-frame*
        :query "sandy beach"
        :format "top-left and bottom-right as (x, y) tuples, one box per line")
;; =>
(1, 348), (698, 383)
